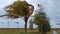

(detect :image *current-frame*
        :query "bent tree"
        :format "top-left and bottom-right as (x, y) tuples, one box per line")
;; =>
(1, 0), (34, 33)
(33, 4), (51, 34)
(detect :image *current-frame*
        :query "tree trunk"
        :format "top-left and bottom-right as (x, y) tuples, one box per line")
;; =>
(24, 18), (28, 34)
(39, 24), (47, 34)
(25, 21), (27, 33)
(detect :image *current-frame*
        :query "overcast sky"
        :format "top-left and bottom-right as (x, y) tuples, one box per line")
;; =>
(0, 0), (60, 28)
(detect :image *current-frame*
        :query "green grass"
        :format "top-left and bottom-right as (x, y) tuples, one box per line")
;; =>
(0, 28), (53, 34)
(0, 28), (60, 34)
(55, 29), (60, 34)
(0, 28), (39, 34)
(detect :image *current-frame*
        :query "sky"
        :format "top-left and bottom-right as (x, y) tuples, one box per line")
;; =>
(0, 0), (60, 28)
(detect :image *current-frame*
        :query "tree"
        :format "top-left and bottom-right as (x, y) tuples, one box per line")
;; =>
(33, 13), (50, 34)
(3, 0), (34, 33)
(32, 4), (50, 34)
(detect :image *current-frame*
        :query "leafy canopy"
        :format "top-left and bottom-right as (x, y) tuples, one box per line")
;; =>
(5, 1), (29, 19)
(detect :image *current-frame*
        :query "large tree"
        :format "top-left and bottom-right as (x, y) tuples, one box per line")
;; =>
(3, 0), (34, 33)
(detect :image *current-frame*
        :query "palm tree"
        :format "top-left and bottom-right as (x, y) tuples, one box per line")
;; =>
(3, 0), (34, 33)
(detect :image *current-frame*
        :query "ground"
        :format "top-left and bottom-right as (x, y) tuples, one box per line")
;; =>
(52, 29), (60, 34)
(0, 28), (58, 34)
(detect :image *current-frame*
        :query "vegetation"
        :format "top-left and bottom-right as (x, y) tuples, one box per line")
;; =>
(5, 0), (29, 19)
(32, 4), (51, 34)
(1, 0), (51, 34)
(33, 12), (50, 34)
(4, 0), (34, 33)
(0, 28), (53, 34)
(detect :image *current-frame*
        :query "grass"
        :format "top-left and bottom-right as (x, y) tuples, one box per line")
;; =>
(0, 28), (53, 34)
(54, 29), (60, 34)
(0, 28), (39, 34)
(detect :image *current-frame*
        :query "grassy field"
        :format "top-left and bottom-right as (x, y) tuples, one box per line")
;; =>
(53, 29), (60, 34)
(0, 28), (54, 34)
(56, 30), (60, 34)
(0, 28), (39, 34)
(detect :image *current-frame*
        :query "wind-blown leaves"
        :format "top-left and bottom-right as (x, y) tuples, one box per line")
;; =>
(33, 13), (43, 25)
(4, 1), (29, 19)
(33, 13), (51, 33)
(4, 0), (34, 33)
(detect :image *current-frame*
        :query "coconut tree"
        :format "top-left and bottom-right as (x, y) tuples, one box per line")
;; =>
(3, 0), (34, 33)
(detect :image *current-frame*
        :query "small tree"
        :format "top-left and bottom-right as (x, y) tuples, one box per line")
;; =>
(33, 13), (50, 34)
(33, 4), (51, 34)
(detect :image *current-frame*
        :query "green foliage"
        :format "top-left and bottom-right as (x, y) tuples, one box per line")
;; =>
(6, 10), (25, 19)
(5, 1), (29, 19)
(33, 13), (51, 33)
(38, 22), (51, 33)
(33, 13), (43, 25)
(11, 1), (28, 14)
